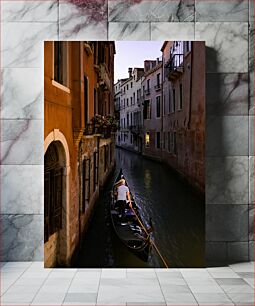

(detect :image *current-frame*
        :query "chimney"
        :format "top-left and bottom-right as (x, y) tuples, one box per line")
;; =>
(128, 68), (132, 78)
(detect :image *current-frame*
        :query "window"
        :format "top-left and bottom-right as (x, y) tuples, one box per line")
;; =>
(173, 89), (176, 112)
(131, 82), (133, 88)
(82, 157), (91, 212)
(147, 79), (150, 91)
(130, 112), (133, 126)
(156, 96), (161, 118)
(157, 73), (160, 86)
(54, 42), (68, 87)
(127, 113), (129, 127)
(133, 92), (135, 104)
(156, 132), (160, 149)
(145, 132), (150, 148)
(124, 118), (126, 128)
(179, 84), (183, 110)
(143, 100), (151, 120)
(127, 84), (129, 91)
(127, 98), (129, 107)
(130, 97), (133, 105)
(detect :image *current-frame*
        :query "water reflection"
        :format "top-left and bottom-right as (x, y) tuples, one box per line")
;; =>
(115, 148), (205, 268)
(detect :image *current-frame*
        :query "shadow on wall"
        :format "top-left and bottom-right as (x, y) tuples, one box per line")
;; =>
(205, 46), (250, 266)
(206, 46), (242, 267)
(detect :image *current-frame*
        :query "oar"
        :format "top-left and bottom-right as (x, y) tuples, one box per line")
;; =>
(130, 206), (169, 269)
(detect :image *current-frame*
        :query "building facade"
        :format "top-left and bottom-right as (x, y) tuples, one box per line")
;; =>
(114, 78), (127, 146)
(161, 41), (205, 193)
(116, 68), (144, 153)
(44, 41), (115, 267)
(142, 59), (163, 160)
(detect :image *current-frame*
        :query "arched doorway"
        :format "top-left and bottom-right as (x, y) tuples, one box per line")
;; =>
(44, 141), (67, 267)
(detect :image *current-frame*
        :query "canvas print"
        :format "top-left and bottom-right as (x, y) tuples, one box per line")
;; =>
(44, 41), (205, 268)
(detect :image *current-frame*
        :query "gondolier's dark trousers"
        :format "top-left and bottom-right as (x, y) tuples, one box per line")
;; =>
(116, 200), (126, 217)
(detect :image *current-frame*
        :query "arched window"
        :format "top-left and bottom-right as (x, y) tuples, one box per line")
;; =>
(44, 142), (63, 242)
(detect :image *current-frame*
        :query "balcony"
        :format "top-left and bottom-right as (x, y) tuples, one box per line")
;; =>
(129, 125), (143, 134)
(115, 103), (120, 111)
(98, 63), (111, 91)
(154, 84), (162, 91)
(165, 54), (184, 81)
(144, 88), (151, 95)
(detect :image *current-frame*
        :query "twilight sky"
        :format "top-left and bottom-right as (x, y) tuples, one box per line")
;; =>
(114, 41), (163, 83)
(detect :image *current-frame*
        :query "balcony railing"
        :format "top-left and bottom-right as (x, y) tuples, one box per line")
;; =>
(165, 54), (184, 81)
(84, 123), (115, 139)
(129, 125), (143, 134)
(144, 88), (151, 95)
(154, 84), (162, 91)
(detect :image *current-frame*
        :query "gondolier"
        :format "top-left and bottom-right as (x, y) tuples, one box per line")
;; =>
(116, 178), (132, 219)
(111, 169), (151, 262)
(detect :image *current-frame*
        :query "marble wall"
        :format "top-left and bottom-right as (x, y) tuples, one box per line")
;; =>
(0, 0), (253, 264)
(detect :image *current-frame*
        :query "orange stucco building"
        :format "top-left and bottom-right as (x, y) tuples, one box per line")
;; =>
(44, 41), (115, 267)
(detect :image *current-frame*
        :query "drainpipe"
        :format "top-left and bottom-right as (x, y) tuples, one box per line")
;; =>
(188, 42), (193, 130)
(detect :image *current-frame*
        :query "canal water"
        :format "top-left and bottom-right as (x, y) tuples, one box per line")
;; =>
(73, 148), (205, 268)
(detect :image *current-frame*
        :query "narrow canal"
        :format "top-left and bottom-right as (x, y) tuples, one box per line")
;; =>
(73, 148), (205, 268)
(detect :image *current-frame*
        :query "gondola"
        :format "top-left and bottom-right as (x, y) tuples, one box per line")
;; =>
(110, 169), (151, 262)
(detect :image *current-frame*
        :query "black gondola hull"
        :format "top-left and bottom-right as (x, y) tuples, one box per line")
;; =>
(110, 169), (151, 262)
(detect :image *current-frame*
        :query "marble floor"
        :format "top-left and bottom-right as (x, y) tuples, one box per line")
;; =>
(0, 262), (254, 305)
